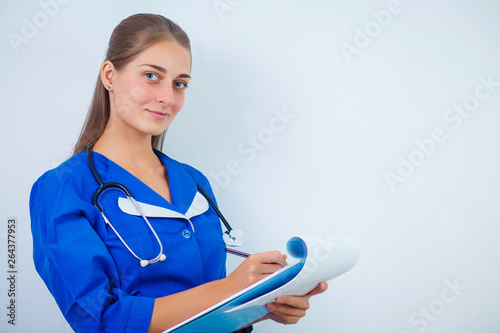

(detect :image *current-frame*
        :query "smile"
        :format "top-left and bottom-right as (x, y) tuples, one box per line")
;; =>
(146, 109), (169, 120)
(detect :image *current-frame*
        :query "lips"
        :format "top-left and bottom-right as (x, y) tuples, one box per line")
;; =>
(146, 109), (169, 120)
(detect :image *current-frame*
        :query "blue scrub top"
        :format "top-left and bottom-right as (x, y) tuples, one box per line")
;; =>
(30, 150), (227, 333)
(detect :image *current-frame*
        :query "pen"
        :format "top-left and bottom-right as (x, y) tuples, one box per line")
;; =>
(225, 248), (251, 258)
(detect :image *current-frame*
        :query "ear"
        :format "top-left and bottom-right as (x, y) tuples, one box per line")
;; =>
(100, 60), (116, 90)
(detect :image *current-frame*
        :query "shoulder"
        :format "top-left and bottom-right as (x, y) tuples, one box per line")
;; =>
(30, 151), (93, 207)
(33, 151), (90, 186)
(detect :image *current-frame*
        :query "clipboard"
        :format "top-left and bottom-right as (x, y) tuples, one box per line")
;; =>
(164, 235), (360, 333)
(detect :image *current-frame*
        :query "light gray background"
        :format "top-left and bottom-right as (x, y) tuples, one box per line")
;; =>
(1, 0), (499, 332)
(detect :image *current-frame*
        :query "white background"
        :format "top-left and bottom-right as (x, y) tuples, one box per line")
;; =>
(1, 0), (499, 332)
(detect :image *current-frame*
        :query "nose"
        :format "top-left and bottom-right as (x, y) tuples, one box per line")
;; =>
(157, 84), (175, 107)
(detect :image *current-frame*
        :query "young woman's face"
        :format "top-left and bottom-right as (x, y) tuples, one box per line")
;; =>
(106, 40), (191, 136)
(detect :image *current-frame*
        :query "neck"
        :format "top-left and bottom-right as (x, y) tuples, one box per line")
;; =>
(93, 125), (160, 171)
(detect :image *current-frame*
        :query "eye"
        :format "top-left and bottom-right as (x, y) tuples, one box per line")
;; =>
(145, 72), (159, 81)
(174, 81), (188, 89)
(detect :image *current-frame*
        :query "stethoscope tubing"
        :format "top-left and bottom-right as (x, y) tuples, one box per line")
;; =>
(85, 147), (245, 266)
(196, 184), (232, 233)
(86, 148), (133, 209)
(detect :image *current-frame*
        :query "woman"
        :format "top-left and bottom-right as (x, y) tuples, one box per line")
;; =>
(30, 13), (327, 333)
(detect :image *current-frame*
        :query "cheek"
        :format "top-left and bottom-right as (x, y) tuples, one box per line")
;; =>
(173, 93), (186, 113)
(115, 83), (150, 112)
(128, 84), (149, 104)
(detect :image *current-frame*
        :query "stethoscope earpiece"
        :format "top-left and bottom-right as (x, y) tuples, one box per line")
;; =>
(140, 254), (166, 268)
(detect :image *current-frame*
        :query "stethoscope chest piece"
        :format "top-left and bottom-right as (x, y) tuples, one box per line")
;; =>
(223, 229), (246, 247)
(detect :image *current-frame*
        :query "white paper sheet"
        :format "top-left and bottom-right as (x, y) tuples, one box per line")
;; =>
(164, 235), (360, 333)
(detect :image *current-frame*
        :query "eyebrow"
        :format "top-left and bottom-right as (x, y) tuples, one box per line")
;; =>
(139, 64), (191, 79)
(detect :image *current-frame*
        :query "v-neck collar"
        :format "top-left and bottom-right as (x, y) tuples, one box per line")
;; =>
(89, 150), (199, 216)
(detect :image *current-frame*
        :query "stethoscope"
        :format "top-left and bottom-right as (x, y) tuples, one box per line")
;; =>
(86, 147), (246, 267)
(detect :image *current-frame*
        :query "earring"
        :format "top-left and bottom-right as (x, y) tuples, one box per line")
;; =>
(107, 86), (110, 89)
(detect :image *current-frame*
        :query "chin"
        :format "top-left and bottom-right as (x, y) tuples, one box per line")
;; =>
(150, 126), (169, 137)
(142, 120), (172, 137)
(150, 129), (166, 137)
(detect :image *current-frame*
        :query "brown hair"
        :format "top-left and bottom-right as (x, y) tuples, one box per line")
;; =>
(72, 13), (191, 155)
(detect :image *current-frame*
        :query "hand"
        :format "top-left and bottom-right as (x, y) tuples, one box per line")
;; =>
(224, 251), (288, 294)
(264, 281), (328, 325)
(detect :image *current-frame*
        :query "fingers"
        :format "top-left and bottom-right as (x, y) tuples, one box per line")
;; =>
(264, 282), (329, 325)
(265, 295), (310, 325)
(224, 251), (289, 293)
(245, 251), (288, 275)
(250, 251), (288, 267)
(260, 312), (287, 325)
(274, 281), (328, 307)
(244, 251), (288, 281)
(275, 295), (310, 309)
(247, 261), (284, 276)
(266, 301), (307, 325)
(305, 281), (328, 297)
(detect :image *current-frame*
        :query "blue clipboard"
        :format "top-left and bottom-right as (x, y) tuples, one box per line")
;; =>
(168, 260), (305, 333)
(164, 235), (360, 333)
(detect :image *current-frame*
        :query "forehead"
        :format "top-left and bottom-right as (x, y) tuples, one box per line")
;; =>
(129, 40), (191, 74)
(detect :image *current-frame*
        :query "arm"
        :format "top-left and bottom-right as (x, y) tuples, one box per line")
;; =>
(30, 174), (156, 333)
(148, 251), (288, 332)
(149, 253), (327, 332)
